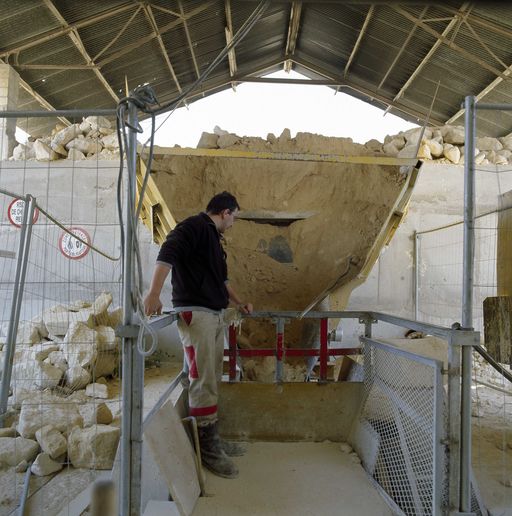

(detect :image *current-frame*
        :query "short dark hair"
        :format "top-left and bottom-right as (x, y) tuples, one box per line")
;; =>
(206, 191), (240, 214)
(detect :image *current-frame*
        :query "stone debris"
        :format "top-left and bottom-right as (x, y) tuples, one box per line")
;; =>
(35, 425), (67, 459)
(78, 402), (113, 427)
(85, 383), (109, 399)
(10, 116), (119, 162)
(68, 425), (120, 469)
(31, 452), (63, 476)
(0, 437), (39, 468)
(339, 442), (353, 454)
(194, 125), (512, 167)
(65, 365), (92, 390)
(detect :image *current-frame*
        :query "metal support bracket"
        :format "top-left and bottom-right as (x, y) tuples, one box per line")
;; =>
(116, 324), (140, 338)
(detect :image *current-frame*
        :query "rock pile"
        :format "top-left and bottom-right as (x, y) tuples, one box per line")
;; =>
(0, 292), (121, 476)
(196, 125), (512, 166)
(10, 116), (120, 161)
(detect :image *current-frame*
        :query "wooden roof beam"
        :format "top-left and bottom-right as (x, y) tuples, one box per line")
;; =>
(178, 1), (201, 80)
(0, 3), (136, 59)
(143, 4), (183, 94)
(344, 5), (374, 78)
(42, 0), (119, 103)
(284, 1), (302, 73)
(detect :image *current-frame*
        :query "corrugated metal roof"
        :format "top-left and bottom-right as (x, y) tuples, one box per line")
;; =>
(1, 1), (512, 137)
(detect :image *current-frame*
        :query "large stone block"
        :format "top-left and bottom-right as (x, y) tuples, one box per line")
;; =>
(62, 322), (98, 369)
(0, 437), (39, 468)
(18, 394), (83, 438)
(35, 425), (67, 459)
(12, 359), (63, 391)
(68, 425), (120, 469)
(31, 452), (63, 476)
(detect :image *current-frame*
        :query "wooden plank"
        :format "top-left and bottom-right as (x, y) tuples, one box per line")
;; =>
(497, 190), (512, 296)
(144, 399), (200, 516)
(483, 296), (512, 366)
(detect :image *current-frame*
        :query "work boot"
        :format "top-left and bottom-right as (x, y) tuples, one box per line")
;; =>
(198, 423), (239, 479)
(220, 438), (247, 457)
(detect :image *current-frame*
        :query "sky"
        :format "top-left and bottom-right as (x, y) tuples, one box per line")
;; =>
(139, 70), (417, 148)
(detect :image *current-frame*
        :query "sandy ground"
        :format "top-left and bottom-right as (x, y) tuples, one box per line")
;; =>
(194, 441), (393, 516)
(471, 356), (512, 516)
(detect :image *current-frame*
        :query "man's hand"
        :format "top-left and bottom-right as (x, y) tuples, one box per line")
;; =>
(144, 292), (163, 316)
(237, 302), (253, 315)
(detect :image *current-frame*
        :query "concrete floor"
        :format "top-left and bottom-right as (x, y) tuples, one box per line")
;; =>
(193, 442), (393, 516)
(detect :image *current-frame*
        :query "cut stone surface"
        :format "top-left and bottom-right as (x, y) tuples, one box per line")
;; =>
(66, 137), (103, 155)
(51, 123), (81, 148)
(65, 365), (91, 390)
(101, 132), (119, 150)
(68, 424), (120, 469)
(31, 452), (63, 476)
(62, 322), (97, 369)
(85, 115), (111, 131)
(35, 425), (67, 459)
(43, 305), (94, 336)
(18, 394), (83, 438)
(78, 402), (113, 426)
(33, 140), (59, 160)
(197, 132), (218, 149)
(12, 359), (63, 391)
(0, 437), (39, 468)
(85, 383), (108, 399)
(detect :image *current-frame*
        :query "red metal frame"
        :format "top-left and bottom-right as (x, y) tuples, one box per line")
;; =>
(226, 317), (361, 381)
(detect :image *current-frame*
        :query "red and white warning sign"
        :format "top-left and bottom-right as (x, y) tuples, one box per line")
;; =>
(7, 198), (39, 228)
(59, 227), (91, 260)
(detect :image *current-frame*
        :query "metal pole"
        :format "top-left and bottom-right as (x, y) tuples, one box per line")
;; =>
(414, 231), (419, 320)
(120, 101), (143, 516)
(448, 333), (461, 514)
(460, 95), (476, 513)
(228, 325), (237, 381)
(0, 195), (35, 423)
(319, 318), (328, 382)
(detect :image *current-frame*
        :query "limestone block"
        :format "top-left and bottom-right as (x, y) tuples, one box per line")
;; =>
(35, 425), (67, 459)
(217, 133), (240, 148)
(33, 140), (59, 161)
(31, 452), (62, 476)
(85, 115), (112, 131)
(213, 125), (228, 136)
(425, 139), (443, 158)
(417, 143), (432, 160)
(432, 129), (442, 139)
(487, 150), (508, 165)
(196, 132), (218, 149)
(266, 133), (277, 144)
(500, 136), (512, 151)
(95, 307), (122, 328)
(476, 136), (503, 152)
(68, 425), (120, 469)
(51, 123), (81, 149)
(94, 326), (118, 378)
(441, 125), (465, 145)
(25, 342), (59, 362)
(9, 388), (32, 410)
(46, 350), (68, 372)
(339, 442), (353, 454)
(364, 139), (383, 152)
(0, 428), (17, 438)
(31, 316), (49, 339)
(92, 292), (113, 316)
(101, 132), (120, 150)
(67, 148), (86, 160)
(401, 127), (432, 146)
(383, 136), (406, 156)
(14, 321), (41, 345)
(43, 305), (94, 336)
(279, 128), (291, 142)
(12, 359), (63, 391)
(62, 322), (97, 369)
(12, 143), (36, 160)
(443, 144), (461, 164)
(65, 365), (91, 390)
(18, 394), (83, 438)
(475, 151), (486, 165)
(86, 383), (108, 399)
(99, 127), (113, 136)
(78, 402), (113, 426)
(79, 120), (92, 133)
(0, 437), (39, 468)
(498, 149), (512, 160)
(66, 137), (103, 155)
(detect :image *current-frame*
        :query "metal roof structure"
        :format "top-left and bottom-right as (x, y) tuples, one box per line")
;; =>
(1, 1), (512, 137)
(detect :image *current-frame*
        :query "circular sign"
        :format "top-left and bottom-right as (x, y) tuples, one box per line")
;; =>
(59, 227), (91, 260)
(7, 198), (39, 228)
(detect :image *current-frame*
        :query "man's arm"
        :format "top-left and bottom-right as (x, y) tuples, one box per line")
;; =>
(226, 283), (253, 314)
(144, 263), (171, 315)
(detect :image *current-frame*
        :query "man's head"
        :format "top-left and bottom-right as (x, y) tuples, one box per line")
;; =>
(206, 191), (240, 233)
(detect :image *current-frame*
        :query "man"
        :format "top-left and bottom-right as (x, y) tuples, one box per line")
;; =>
(144, 191), (252, 479)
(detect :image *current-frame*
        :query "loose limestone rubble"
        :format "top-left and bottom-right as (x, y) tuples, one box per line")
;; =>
(0, 291), (122, 480)
(10, 116), (120, 162)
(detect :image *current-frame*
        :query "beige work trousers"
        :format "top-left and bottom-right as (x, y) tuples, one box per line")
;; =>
(177, 310), (225, 426)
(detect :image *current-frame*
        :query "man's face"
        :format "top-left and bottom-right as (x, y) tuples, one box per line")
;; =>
(220, 208), (238, 233)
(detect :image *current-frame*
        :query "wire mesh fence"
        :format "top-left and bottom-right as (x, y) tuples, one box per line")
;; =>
(0, 116), (124, 515)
